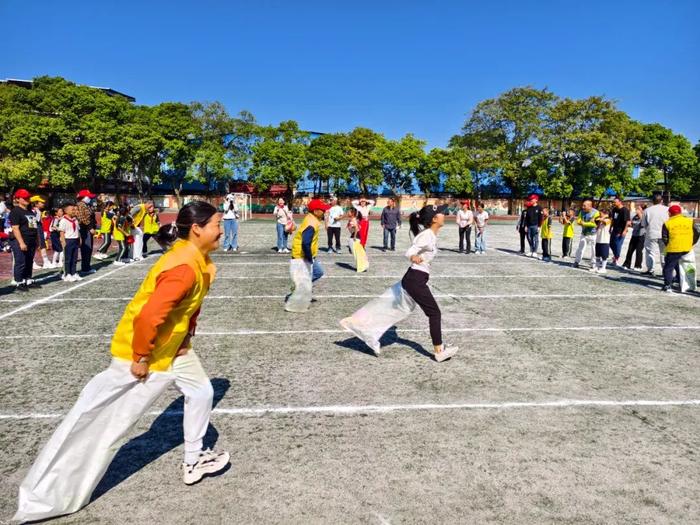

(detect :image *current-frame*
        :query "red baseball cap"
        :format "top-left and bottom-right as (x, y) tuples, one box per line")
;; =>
(77, 189), (96, 199)
(14, 189), (31, 200)
(528, 193), (539, 201)
(308, 199), (331, 212)
(668, 205), (682, 216)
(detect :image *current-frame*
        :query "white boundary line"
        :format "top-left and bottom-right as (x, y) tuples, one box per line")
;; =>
(100, 274), (596, 280)
(3, 325), (698, 340)
(2, 398), (699, 420)
(208, 261), (542, 266)
(0, 260), (141, 322)
(0, 292), (663, 304)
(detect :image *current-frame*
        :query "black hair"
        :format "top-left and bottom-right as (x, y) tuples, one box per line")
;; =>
(156, 200), (218, 246)
(348, 208), (362, 220)
(652, 193), (663, 204)
(409, 209), (433, 236)
(62, 201), (76, 210)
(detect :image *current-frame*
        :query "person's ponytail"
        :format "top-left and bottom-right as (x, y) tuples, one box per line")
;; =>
(409, 211), (421, 236)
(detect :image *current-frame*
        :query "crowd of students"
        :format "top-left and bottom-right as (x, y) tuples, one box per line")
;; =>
(1, 189), (161, 291)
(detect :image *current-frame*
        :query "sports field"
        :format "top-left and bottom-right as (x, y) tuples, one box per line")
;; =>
(1, 219), (699, 524)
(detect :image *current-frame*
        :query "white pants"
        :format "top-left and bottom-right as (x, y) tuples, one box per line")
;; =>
(574, 234), (596, 264)
(14, 351), (213, 523)
(131, 226), (144, 260)
(285, 259), (313, 312)
(644, 237), (665, 273)
(340, 282), (417, 349)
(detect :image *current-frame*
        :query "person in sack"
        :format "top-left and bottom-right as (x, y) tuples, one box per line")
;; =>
(14, 201), (229, 524)
(274, 197), (294, 253)
(346, 207), (369, 273)
(340, 204), (459, 362)
(285, 199), (331, 312)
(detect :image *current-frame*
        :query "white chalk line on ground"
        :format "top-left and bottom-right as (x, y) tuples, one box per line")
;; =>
(0, 259), (142, 322)
(3, 325), (699, 340)
(2, 398), (699, 420)
(0, 292), (669, 304)
(100, 274), (599, 280)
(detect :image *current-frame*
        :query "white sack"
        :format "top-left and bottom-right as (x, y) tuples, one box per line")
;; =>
(285, 258), (313, 312)
(679, 250), (697, 292)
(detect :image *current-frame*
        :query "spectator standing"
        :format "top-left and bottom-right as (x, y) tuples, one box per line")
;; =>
(661, 205), (700, 292)
(30, 196), (52, 269)
(592, 209), (612, 274)
(49, 208), (64, 269)
(59, 203), (82, 282)
(273, 198), (293, 253)
(457, 200), (474, 254)
(524, 194), (542, 258)
(352, 197), (375, 247)
(380, 198), (401, 251)
(221, 193), (240, 252)
(75, 189), (97, 274)
(9, 189), (39, 291)
(325, 196), (345, 253)
(622, 204), (646, 271)
(540, 207), (553, 262)
(559, 208), (575, 258)
(474, 202), (489, 255)
(641, 194), (669, 276)
(516, 206), (527, 254)
(609, 196), (631, 266)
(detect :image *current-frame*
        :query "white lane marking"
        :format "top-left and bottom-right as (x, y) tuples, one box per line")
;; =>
(100, 274), (597, 280)
(4, 325), (697, 340)
(3, 399), (699, 420)
(0, 261), (141, 322)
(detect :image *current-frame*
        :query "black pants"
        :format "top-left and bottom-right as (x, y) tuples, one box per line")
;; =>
(663, 251), (686, 287)
(98, 233), (112, 254)
(142, 233), (153, 256)
(459, 226), (472, 253)
(519, 228), (527, 253)
(623, 235), (644, 269)
(64, 238), (79, 275)
(562, 237), (573, 257)
(401, 268), (442, 346)
(79, 226), (93, 272)
(117, 241), (129, 262)
(327, 227), (341, 250)
(10, 239), (37, 283)
(542, 239), (551, 258)
(383, 227), (397, 250)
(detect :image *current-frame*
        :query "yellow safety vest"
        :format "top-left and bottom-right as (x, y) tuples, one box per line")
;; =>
(111, 239), (216, 371)
(99, 212), (113, 234)
(291, 213), (320, 260)
(664, 215), (694, 253)
(143, 212), (160, 234)
(113, 218), (130, 241)
(540, 217), (553, 239)
(132, 204), (147, 228)
(562, 220), (574, 238)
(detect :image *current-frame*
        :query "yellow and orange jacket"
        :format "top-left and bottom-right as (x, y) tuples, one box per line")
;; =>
(110, 239), (216, 371)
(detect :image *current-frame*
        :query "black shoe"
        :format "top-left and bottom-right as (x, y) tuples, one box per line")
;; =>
(622, 264), (630, 269)
(390, 248), (395, 251)
(15, 283), (29, 292)
(28, 281), (42, 288)
(382, 248), (386, 252)
(573, 262), (579, 268)
(640, 271), (653, 276)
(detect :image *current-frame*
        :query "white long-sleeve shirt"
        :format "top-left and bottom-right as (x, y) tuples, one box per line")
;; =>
(405, 228), (437, 274)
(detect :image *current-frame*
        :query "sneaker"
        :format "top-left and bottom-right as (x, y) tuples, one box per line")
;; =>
(340, 318), (381, 356)
(27, 279), (41, 288)
(598, 268), (607, 275)
(113, 260), (126, 266)
(633, 267), (643, 272)
(640, 270), (654, 276)
(573, 262), (580, 269)
(10, 279), (17, 286)
(589, 267), (598, 273)
(33, 263), (43, 270)
(661, 285), (674, 293)
(15, 283), (29, 292)
(61, 274), (70, 281)
(72, 274), (83, 281)
(182, 449), (230, 485)
(434, 343), (459, 362)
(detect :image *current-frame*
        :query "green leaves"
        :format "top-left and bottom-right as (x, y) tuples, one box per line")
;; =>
(249, 120), (309, 194)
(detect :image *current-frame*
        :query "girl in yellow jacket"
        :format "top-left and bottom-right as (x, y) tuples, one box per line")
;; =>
(15, 201), (230, 523)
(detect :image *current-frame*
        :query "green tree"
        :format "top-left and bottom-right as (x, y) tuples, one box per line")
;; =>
(379, 134), (426, 195)
(249, 120), (309, 199)
(346, 127), (384, 194)
(306, 132), (350, 193)
(637, 123), (697, 196)
(415, 148), (473, 197)
(189, 101), (237, 195)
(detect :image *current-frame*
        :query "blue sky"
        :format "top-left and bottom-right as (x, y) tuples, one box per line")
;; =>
(2, 0), (698, 148)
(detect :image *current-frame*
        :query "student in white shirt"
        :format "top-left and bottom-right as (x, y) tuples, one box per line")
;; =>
(340, 204), (458, 362)
(58, 203), (82, 282)
(325, 196), (345, 253)
(473, 203), (489, 254)
(222, 193), (240, 252)
(455, 200), (474, 253)
(273, 198), (293, 253)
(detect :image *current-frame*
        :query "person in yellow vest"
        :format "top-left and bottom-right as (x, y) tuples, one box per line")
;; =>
(112, 206), (132, 265)
(14, 201), (229, 524)
(129, 200), (154, 261)
(141, 203), (161, 257)
(661, 205), (700, 293)
(94, 201), (116, 260)
(540, 207), (553, 262)
(285, 198), (331, 312)
(559, 208), (575, 258)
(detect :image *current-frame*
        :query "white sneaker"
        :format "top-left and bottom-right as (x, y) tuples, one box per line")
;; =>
(113, 260), (126, 266)
(435, 343), (459, 362)
(72, 274), (83, 281)
(182, 449), (230, 485)
(598, 269), (607, 274)
(33, 263), (42, 270)
(340, 318), (381, 356)
(589, 267), (598, 273)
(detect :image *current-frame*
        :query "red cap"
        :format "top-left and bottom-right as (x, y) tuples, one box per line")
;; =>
(14, 189), (31, 200)
(460, 199), (470, 205)
(77, 189), (96, 199)
(528, 193), (539, 201)
(668, 205), (682, 216)
(308, 199), (331, 212)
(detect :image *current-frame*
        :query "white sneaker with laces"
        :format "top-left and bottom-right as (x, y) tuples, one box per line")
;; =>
(182, 449), (230, 485)
(33, 263), (42, 270)
(435, 343), (459, 362)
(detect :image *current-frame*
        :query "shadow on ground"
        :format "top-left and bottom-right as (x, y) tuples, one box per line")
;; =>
(90, 377), (231, 502)
(336, 326), (433, 359)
